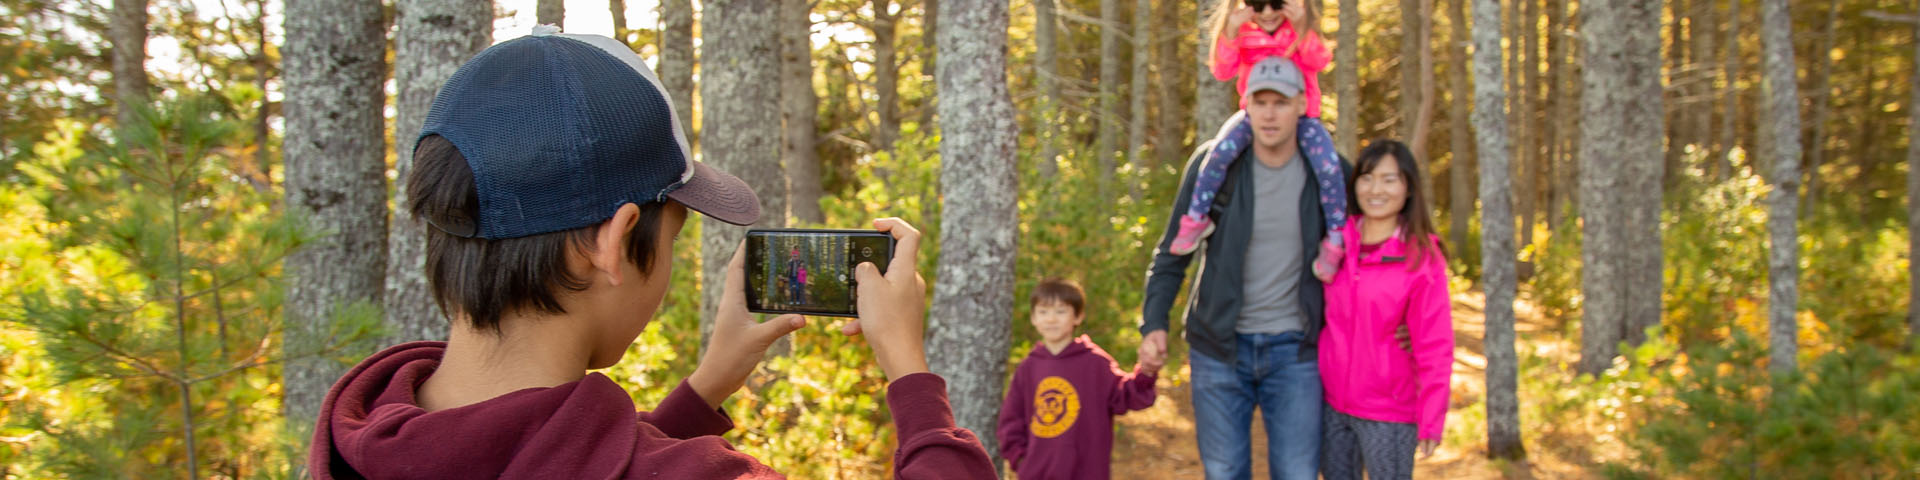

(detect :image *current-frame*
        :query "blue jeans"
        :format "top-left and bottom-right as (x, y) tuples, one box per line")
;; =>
(1190, 331), (1324, 480)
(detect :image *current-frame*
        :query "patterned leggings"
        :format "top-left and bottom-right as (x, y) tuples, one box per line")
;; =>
(1186, 112), (1348, 237)
(1320, 403), (1417, 480)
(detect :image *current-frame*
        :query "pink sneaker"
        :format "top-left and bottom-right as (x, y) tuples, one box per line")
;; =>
(1313, 237), (1344, 282)
(1170, 216), (1214, 255)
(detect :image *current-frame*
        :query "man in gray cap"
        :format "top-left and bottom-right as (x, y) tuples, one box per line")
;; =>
(1138, 56), (1351, 479)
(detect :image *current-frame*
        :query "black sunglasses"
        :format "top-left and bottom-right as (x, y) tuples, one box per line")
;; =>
(1243, 0), (1285, 12)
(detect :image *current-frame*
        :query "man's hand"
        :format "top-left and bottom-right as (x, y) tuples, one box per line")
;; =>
(1418, 439), (1439, 459)
(843, 218), (931, 383)
(688, 243), (808, 409)
(1139, 329), (1168, 369)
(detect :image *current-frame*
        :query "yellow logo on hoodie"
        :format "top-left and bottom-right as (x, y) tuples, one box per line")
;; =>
(1031, 376), (1080, 438)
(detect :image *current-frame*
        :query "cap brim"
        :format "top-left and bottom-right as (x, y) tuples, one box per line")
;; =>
(666, 161), (761, 226)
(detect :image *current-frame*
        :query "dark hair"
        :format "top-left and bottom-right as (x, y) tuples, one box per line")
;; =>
(1029, 278), (1086, 316)
(1352, 139), (1444, 270)
(408, 135), (667, 333)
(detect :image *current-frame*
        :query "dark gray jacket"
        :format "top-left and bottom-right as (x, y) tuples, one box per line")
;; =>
(1138, 139), (1352, 364)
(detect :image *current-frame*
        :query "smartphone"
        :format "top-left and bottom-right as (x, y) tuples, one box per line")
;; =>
(745, 229), (896, 317)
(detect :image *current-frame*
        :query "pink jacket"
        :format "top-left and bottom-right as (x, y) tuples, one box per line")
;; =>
(1318, 221), (1454, 440)
(1212, 20), (1330, 117)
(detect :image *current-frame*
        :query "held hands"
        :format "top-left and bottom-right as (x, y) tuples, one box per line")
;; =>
(1138, 330), (1169, 373)
(687, 243), (809, 409)
(842, 218), (931, 383)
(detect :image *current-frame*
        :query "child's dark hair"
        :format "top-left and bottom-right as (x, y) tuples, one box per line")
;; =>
(1029, 278), (1086, 316)
(1351, 139), (1444, 270)
(408, 135), (668, 333)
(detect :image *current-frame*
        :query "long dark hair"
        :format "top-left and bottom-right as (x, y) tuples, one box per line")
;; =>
(1351, 139), (1444, 270)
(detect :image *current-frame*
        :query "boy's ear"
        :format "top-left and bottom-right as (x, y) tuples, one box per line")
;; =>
(589, 203), (643, 285)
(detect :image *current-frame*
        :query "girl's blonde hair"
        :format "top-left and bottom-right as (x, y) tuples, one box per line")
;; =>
(1206, 0), (1323, 71)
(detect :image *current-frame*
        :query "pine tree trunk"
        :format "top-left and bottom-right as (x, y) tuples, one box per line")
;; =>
(1097, 0), (1122, 187)
(1128, 0), (1151, 196)
(701, 0), (787, 350)
(1910, 14), (1920, 352)
(1035, 0), (1062, 178)
(873, 0), (901, 152)
(1759, 0), (1800, 373)
(1577, 0), (1628, 376)
(1156, 0), (1187, 166)
(1513, 0), (1534, 249)
(1802, 2), (1839, 208)
(1400, 0), (1423, 141)
(661, 0), (696, 147)
(784, 0), (825, 224)
(611, 0), (630, 44)
(1472, 0), (1523, 459)
(110, 0), (150, 130)
(1690, 0), (1716, 159)
(1556, 0), (1579, 219)
(1448, 0), (1474, 254)
(1194, 0), (1236, 146)
(385, 0), (490, 345)
(1622, 0), (1665, 343)
(930, 0), (1017, 464)
(1336, 0), (1360, 154)
(1717, 0), (1742, 178)
(1544, 0), (1567, 228)
(282, 0), (389, 433)
(1412, 0), (1437, 165)
(538, 0), (564, 28)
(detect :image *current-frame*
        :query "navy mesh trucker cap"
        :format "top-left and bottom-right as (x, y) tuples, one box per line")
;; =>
(417, 26), (760, 239)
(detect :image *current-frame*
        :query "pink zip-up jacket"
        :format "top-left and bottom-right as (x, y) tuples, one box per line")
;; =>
(1212, 20), (1330, 116)
(1318, 221), (1454, 440)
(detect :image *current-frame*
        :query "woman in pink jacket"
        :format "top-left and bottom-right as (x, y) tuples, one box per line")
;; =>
(1318, 140), (1454, 480)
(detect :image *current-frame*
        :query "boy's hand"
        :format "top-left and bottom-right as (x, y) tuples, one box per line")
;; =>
(1139, 347), (1166, 374)
(843, 218), (930, 383)
(1138, 329), (1168, 368)
(688, 243), (808, 409)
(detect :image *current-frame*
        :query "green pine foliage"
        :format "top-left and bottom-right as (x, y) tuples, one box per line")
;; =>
(1, 97), (379, 477)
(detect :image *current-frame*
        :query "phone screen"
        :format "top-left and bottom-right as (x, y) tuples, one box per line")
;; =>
(745, 229), (895, 317)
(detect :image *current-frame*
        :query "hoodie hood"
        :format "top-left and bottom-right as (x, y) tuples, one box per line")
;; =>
(308, 341), (648, 479)
(1026, 334), (1101, 360)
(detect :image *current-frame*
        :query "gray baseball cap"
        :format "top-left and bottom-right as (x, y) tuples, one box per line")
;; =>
(1243, 56), (1305, 101)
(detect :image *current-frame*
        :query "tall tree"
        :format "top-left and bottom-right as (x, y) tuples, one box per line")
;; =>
(1545, 0), (1569, 228)
(1716, 0), (1742, 177)
(538, 0), (564, 28)
(611, 0), (630, 44)
(660, 0), (696, 147)
(1621, 0), (1665, 343)
(1335, 0), (1359, 154)
(1471, 0), (1523, 460)
(385, 0), (491, 344)
(1128, 0), (1152, 190)
(1034, 0), (1062, 177)
(1097, 0), (1122, 186)
(1910, 11), (1920, 352)
(110, 0), (150, 129)
(872, 0), (902, 151)
(784, 0), (825, 224)
(1399, 0), (1435, 157)
(700, 0), (788, 348)
(1689, 0), (1717, 159)
(1759, 0), (1800, 373)
(1516, 0), (1536, 247)
(281, 0), (389, 432)
(1193, 0), (1235, 147)
(1448, 0), (1473, 253)
(1576, 0), (1630, 376)
(929, 0), (1017, 464)
(1802, 2), (1839, 206)
(1156, 0), (1189, 166)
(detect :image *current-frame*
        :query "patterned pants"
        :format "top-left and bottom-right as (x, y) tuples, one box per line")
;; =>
(1187, 112), (1348, 238)
(1319, 403), (1417, 480)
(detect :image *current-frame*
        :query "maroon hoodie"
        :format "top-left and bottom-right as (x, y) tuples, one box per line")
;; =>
(994, 335), (1157, 479)
(309, 341), (995, 479)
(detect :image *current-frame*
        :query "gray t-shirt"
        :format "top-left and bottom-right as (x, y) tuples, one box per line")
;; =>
(1235, 149), (1307, 334)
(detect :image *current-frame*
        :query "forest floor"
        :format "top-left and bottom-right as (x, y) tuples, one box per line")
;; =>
(1105, 289), (1614, 479)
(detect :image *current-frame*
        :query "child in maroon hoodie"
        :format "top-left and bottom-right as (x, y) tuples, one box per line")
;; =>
(995, 279), (1164, 479)
(306, 27), (992, 479)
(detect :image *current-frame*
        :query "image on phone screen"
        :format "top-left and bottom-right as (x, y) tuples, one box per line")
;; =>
(745, 229), (893, 317)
